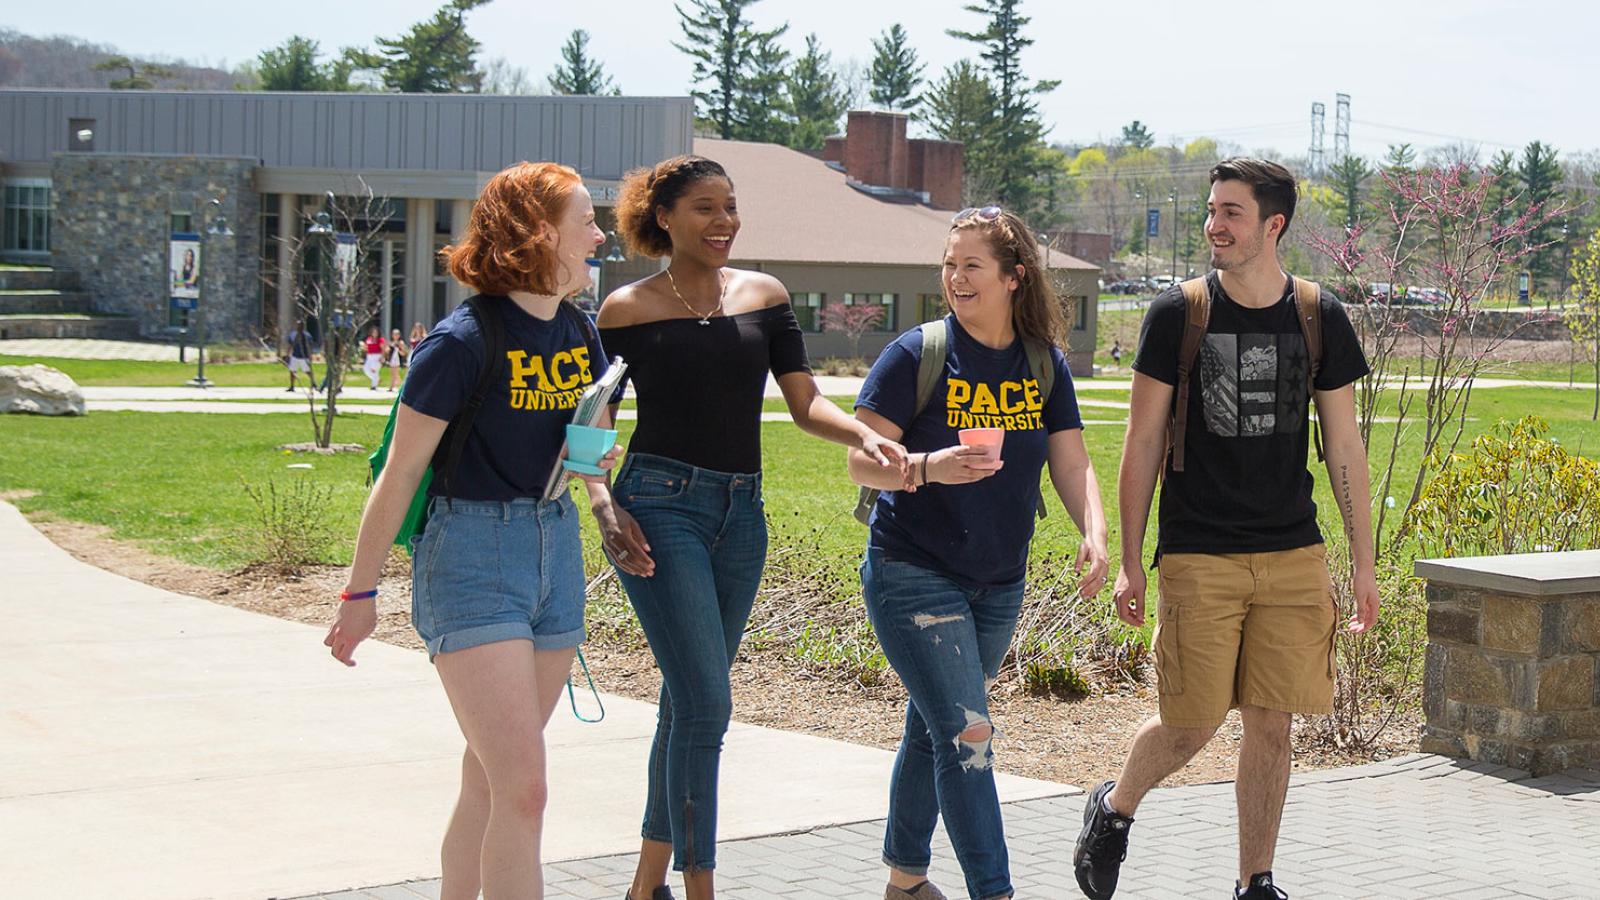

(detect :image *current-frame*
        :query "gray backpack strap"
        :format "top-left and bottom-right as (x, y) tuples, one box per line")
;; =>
(854, 321), (949, 525)
(1022, 338), (1055, 520)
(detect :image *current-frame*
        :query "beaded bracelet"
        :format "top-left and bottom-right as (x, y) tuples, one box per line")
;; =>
(340, 588), (379, 602)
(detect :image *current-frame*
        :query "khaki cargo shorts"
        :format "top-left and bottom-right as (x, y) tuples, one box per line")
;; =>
(1152, 544), (1337, 729)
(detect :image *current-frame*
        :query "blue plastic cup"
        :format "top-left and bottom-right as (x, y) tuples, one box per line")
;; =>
(563, 423), (619, 476)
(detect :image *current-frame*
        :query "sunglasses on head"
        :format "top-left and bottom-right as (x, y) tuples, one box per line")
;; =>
(953, 205), (1003, 223)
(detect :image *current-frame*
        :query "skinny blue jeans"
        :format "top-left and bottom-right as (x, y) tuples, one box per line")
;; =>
(861, 547), (1024, 900)
(611, 452), (767, 873)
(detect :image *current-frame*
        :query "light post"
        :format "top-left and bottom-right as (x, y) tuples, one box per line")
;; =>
(586, 230), (627, 311)
(1169, 188), (1178, 282)
(1133, 189), (1148, 291)
(1558, 221), (1571, 310)
(307, 208), (335, 393)
(188, 196), (231, 388)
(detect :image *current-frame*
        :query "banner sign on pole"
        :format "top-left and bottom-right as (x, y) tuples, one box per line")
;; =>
(334, 233), (359, 297)
(1146, 208), (1161, 238)
(169, 232), (200, 308)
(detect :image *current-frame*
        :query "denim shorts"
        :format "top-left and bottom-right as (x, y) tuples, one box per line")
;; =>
(410, 493), (586, 660)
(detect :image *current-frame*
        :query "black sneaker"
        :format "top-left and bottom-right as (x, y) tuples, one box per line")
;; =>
(1235, 872), (1288, 899)
(1073, 779), (1134, 899)
(625, 887), (676, 900)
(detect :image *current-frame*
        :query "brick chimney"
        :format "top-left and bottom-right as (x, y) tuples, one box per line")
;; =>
(842, 110), (909, 190)
(837, 110), (963, 209)
(907, 139), (963, 211)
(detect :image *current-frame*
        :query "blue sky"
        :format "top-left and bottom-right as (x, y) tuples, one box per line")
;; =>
(7, 0), (1597, 162)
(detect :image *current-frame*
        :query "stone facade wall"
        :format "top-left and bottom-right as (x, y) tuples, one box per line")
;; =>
(50, 154), (261, 341)
(1423, 582), (1600, 774)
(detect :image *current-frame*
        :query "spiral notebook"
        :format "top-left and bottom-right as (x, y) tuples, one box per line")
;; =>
(541, 356), (628, 502)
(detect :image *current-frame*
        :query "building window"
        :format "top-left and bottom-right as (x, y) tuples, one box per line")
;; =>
(259, 195), (281, 332)
(3, 181), (53, 254)
(843, 292), (897, 332)
(790, 292), (823, 332)
(1067, 296), (1088, 331)
(917, 293), (947, 323)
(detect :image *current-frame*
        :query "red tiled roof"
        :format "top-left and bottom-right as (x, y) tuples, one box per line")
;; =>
(693, 137), (1096, 271)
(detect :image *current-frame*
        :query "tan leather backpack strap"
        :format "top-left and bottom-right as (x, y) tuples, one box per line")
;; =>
(1171, 277), (1212, 473)
(1291, 276), (1326, 462)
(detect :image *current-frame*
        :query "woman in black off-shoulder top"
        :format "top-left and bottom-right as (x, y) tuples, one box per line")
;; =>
(581, 156), (908, 900)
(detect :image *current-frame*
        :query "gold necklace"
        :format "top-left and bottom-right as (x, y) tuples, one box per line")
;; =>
(665, 266), (726, 325)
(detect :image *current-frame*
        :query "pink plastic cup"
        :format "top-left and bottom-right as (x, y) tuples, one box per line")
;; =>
(958, 427), (1005, 470)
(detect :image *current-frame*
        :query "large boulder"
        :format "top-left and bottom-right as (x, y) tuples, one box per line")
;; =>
(0, 364), (87, 416)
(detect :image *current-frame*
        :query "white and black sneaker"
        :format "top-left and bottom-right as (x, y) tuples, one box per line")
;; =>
(1073, 779), (1134, 899)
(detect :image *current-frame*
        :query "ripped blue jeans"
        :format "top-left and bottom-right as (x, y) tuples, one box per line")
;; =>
(861, 547), (1024, 900)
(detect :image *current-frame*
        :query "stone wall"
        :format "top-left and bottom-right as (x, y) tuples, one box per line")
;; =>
(1354, 306), (1573, 341)
(50, 154), (261, 341)
(1423, 581), (1600, 774)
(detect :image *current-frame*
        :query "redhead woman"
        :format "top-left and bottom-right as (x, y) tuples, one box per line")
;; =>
(325, 161), (618, 899)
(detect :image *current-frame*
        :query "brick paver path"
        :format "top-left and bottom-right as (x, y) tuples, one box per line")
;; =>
(296, 754), (1599, 900)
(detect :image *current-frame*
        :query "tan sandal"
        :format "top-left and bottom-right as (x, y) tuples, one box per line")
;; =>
(886, 881), (949, 900)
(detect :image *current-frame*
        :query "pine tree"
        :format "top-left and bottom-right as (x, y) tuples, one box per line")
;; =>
(92, 56), (172, 90)
(787, 34), (846, 151)
(1485, 149), (1518, 230)
(922, 60), (995, 149)
(1328, 155), (1373, 229)
(1120, 120), (1154, 150)
(734, 31), (790, 144)
(674, 0), (787, 138)
(1517, 140), (1565, 289)
(868, 24), (924, 113)
(947, 0), (1059, 212)
(347, 0), (490, 94)
(547, 29), (618, 95)
(255, 36), (353, 91)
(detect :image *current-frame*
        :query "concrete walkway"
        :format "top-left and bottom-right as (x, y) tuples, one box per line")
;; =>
(0, 500), (1064, 900)
(3, 502), (1598, 899)
(301, 755), (1600, 900)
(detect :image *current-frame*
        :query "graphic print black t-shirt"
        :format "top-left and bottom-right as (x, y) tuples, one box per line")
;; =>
(1132, 273), (1369, 556)
(403, 297), (607, 501)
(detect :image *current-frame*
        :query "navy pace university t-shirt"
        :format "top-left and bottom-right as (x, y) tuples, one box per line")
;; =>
(1133, 272), (1368, 557)
(402, 296), (608, 501)
(856, 315), (1084, 588)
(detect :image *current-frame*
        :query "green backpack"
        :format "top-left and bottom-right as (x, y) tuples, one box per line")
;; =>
(369, 295), (507, 554)
(852, 318), (1056, 525)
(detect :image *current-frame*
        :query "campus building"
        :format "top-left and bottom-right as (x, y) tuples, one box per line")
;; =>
(1, 91), (1097, 371)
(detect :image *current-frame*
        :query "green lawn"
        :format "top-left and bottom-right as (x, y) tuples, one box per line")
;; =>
(0, 355), (300, 387)
(5, 391), (1593, 574)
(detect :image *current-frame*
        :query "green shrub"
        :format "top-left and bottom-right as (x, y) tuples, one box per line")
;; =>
(237, 476), (339, 575)
(1407, 415), (1600, 557)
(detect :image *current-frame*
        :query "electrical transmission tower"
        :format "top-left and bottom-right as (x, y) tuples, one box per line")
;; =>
(1333, 93), (1351, 164)
(1309, 102), (1326, 176)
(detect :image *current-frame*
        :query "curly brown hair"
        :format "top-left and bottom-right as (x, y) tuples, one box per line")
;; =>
(949, 209), (1065, 348)
(442, 161), (582, 295)
(614, 155), (731, 258)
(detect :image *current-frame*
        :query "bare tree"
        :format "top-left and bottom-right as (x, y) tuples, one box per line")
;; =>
(1306, 163), (1564, 548)
(279, 186), (396, 449)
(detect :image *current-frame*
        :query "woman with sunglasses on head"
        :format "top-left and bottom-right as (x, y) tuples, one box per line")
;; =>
(588, 154), (909, 900)
(324, 161), (619, 900)
(849, 206), (1110, 900)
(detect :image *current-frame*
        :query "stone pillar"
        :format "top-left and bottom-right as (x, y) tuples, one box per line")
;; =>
(1419, 550), (1600, 775)
(275, 193), (297, 333)
(447, 198), (472, 311)
(404, 198), (436, 328)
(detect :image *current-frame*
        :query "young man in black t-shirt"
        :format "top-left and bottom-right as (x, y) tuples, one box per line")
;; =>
(1073, 159), (1381, 900)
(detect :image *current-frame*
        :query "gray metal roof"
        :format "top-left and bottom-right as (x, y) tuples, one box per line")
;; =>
(0, 89), (693, 192)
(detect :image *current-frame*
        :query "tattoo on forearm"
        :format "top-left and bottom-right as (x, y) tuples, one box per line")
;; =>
(1339, 463), (1355, 544)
